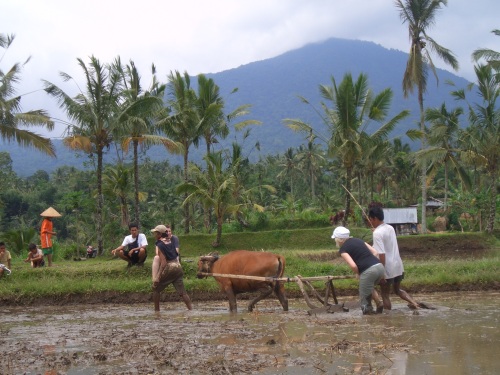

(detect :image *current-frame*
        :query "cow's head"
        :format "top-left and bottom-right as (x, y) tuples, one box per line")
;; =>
(197, 252), (219, 278)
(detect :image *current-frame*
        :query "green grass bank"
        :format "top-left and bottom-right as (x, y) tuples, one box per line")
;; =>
(1, 228), (498, 306)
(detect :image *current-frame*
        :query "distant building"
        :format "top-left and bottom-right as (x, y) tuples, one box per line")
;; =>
(383, 207), (418, 235)
(410, 197), (445, 213)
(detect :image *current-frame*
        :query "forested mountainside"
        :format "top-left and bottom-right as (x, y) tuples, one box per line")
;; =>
(3, 38), (470, 177)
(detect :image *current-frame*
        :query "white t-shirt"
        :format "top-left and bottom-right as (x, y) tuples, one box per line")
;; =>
(121, 233), (148, 249)
(30, 249), (44, 266)
(372, 223), (404, 279)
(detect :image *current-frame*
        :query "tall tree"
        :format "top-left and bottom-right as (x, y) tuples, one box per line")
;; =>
(117, 60), (178, 227)
(102, 164), (131, 227)
(44, 56), (123, 254)
(277, 147), (301, 197)
(296, 131), (325, 200)
(395, 0), (459, 233)
(285, 73), (409, 225)
(0, 33), (55, 157)
(177, 151), (239, 246)
(453, 64), (500, 233)
(472, 29), (500, 71)
(158, 70), (200, 234)
(196, 74), (226, 159)
(415, 104), (471, 210)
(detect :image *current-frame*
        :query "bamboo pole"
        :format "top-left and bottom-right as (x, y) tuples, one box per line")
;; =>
(341, 184), (373, 228)
(198, 272), (354, 282)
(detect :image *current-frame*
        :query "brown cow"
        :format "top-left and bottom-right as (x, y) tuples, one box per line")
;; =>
(197, 250), (289, 313)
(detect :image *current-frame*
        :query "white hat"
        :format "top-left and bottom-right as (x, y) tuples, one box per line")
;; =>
(150, 224), (168, 234)
(331, 226), (350, 239)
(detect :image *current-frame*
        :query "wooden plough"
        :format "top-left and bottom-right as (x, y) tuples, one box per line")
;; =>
(198, 272), (354, 314)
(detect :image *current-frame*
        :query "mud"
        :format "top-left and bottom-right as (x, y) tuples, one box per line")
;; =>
(1, 292), (498, 375)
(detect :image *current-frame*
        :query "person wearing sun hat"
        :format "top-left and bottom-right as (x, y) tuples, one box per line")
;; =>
(40, 207), (61, 267)
(150, 224), (192, 312)
(332, 226), (385, 315)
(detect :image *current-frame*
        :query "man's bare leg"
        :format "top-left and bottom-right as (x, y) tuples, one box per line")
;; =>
(116, 251), (132, 266)
(394, 282), (419, 309)
(380, 283), (392, 310)
(153, 290), (161, 312)
(372, 289), (384, 313)
(152, 256), (160, 287)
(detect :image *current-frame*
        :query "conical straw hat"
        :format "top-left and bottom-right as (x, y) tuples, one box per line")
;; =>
(40, 207), (62, 218)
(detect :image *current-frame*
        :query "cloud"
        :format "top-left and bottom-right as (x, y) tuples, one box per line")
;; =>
(2, 0), (498, 137)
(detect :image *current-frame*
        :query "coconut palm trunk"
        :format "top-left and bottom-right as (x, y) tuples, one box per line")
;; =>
(133, 138), (140, 226)
(418, 86), (427, 233)
(96, 147), (104, 255)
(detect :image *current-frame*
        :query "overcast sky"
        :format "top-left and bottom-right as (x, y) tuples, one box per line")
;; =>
(2, 0), (498, 137)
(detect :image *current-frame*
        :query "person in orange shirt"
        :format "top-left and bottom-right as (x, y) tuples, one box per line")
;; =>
(40, 207), (61, 267)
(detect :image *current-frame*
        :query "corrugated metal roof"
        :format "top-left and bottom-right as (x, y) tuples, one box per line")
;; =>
(383, 208), (418, 224)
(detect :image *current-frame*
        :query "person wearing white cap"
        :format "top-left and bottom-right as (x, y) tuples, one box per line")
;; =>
(332, 226), (385, 315)
(150, 224), (192, 312)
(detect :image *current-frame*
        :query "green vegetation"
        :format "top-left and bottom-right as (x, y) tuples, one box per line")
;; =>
(1, 21), (499, 276)
(1, 229), (498, 303)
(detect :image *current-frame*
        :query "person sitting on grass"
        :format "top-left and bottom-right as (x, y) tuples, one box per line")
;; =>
(0, 242), (12, 277)
(24, 243), (45, 268)
(111, 223), (148, 267)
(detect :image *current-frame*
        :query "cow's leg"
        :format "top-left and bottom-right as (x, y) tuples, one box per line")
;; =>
(224, 288), (238, 313)
(274, 282), (289, 311)
(248, 286), (273, 312)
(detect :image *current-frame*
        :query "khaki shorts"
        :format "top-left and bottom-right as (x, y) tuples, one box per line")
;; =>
(153, 262), (186, 295)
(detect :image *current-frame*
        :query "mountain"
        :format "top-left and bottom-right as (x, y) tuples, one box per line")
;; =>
(2, 38), (471, 177)
(208, 38), (470, 155)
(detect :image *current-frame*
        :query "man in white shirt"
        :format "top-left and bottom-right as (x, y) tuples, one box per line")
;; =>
(112, 223), (148, 267)
(368, 207), (419, 310)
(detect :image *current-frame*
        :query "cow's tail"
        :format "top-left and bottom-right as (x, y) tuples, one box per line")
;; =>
(273, 255), (286, 293)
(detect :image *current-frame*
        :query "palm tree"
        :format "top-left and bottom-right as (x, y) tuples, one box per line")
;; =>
(284, 73), (409, 225)
(295, 131), (325, 199)
(362, 139), (392, 202)
(452, 64), (500, 233)
(177, 151), (239, 246)
(102, 164), (132, 227)
(472, 29), (500, 71)
(117, 60), (178, 227)
(196, 74), (226, 158)
(1, 33), (55, 157)
(158, 70), (201, 234)
(44, 56), (123, 254)
(277, 148), (301, 197)
(414, 104), (471, 210)
(395, 0), (459, 233)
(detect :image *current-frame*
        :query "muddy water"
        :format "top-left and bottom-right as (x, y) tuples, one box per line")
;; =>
(0, 291), (498, 374)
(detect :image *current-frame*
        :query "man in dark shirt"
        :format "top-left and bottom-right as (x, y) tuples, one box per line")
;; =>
(332, 226), (385, 314)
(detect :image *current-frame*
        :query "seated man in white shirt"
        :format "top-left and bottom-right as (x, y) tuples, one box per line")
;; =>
(111, 223), (148, 267)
